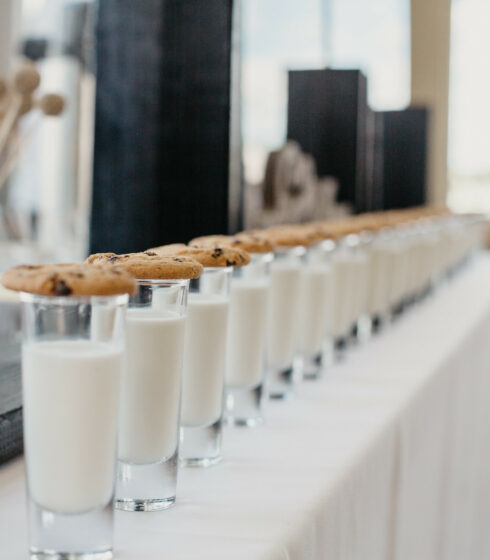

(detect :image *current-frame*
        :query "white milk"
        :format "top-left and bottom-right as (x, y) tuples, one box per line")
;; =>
(368, 244), (391, 317)
(23, 340), (122, 514)
(268, 262), (301, 369)
(181, 296), (229, 427)
(331, 256), (354, 338)
(118, 309), (186, 465)
(299, 264), (331, 355)
(226, 279), (269, 388)
(349, 252), (370, 325)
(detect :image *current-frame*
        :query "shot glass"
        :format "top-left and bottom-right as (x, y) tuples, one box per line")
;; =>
(350, 234), (373, 343)
(21, 292), (127, 559)
(330, 241), (356, 357)
(267, 245), (305, 398)
(299, 241), (334, 380)
(225, 252), (273, 426)
(180, 267), (231, 466)
(367, 231), (394, 331)
(116, 279), (188, 512)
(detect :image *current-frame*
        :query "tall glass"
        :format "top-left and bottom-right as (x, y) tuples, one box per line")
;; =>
(299, 241), (334, 379)
(225, 252), (272, 426)
(115, 279), (188, 512)
(267, 246), (305, 398)
(180, 267), (231, 466)
(20, 292), (128, 559)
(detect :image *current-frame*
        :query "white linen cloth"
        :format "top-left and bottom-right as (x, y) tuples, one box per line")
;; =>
(1, 254), (490, 560)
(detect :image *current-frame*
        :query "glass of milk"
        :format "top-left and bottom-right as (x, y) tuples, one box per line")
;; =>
(299, 240), (334, 380)
(368, 230), (396, 331)
(224, 252), (273, 426)
(180, 266), (231, 466)
(20, 292), (128, 559)
(267, 245), (305, 399)
(115, 279), (188, 511)
(330, 236), (365, 357)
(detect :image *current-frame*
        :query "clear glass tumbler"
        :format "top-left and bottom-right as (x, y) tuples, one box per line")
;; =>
(180, 267), (231, 466)
(299, 241), (334, 380)
(267, 246), (305, 398)
(20, 292), (128, 559)
(116, 279), (188, 512)
(225, 252), (272, 426)
(330, 241), (356, 357)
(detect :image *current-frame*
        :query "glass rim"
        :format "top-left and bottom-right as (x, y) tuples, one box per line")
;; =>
(250, 251), (274, 263)
(202, 266), (233, 273)
(19, 292), (129, 305)
(273, 245), (307, 256)
(135, 278), (190, 287)
(312, 239), (336, 252)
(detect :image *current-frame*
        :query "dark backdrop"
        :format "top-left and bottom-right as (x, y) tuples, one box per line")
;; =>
(90, 0), (241, 254)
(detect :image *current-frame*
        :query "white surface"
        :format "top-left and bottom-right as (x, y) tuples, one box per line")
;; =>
(119, 310), (186, 464)
(181, 296), (229, 427)
(226, 279), (270, 388)
(2, 255), (490, 559)
(22, 340), (122, 514)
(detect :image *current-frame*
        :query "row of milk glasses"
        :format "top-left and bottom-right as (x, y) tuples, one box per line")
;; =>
(14, 211), (484, 558)
(267, 225), (346, 384)
(187, 234), (275, 426)
(265, 227), (330, 396)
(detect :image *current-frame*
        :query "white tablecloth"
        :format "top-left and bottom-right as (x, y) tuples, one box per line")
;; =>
(2, 254), (490, 560)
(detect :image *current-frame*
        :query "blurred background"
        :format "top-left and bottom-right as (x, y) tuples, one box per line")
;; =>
(0, 0), (488, 264)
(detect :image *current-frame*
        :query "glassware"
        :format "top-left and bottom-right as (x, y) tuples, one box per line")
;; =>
(267, 245), (305, 398)
(299, 241), (334, 380)
(20, 292), (127, 559)
(330, 239), (357, 356)
(225, 252), (272, 426)
(115, 279), (188, 512)
(367, 229), (394, 331)
(180, 267), (231, 467)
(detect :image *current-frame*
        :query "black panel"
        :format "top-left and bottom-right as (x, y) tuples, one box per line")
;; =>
(90, 0), (239, 254)
(287, 68), (368, 212)
(364, 110), (385, 212)
(381, 108), (428, 209)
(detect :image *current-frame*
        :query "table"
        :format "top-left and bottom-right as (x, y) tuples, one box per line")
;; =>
(2, 254), (490, 560)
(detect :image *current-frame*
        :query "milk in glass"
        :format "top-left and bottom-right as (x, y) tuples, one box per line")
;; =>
(119, 309), (186, 464)
(226, 279), (269, 388)
(181, 296), (229, 427)
(23, 340), (122, 514)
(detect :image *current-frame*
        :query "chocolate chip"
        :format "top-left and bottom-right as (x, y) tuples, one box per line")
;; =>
(108, 256), (119, 263)
(174, 258), (183, 262)
(226, 259), (234, 266)
(55, 280), (72, 296)
(211, 247), (223, 258)
(145, 251), (157, 256)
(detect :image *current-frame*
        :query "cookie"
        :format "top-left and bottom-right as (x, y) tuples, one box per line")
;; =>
(1, 263), (137, 296)
(150, 244), (251, 267)
(190, 232), (274, 254)
(261, 225), (323, 247)
(85, 251), (203, 279)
